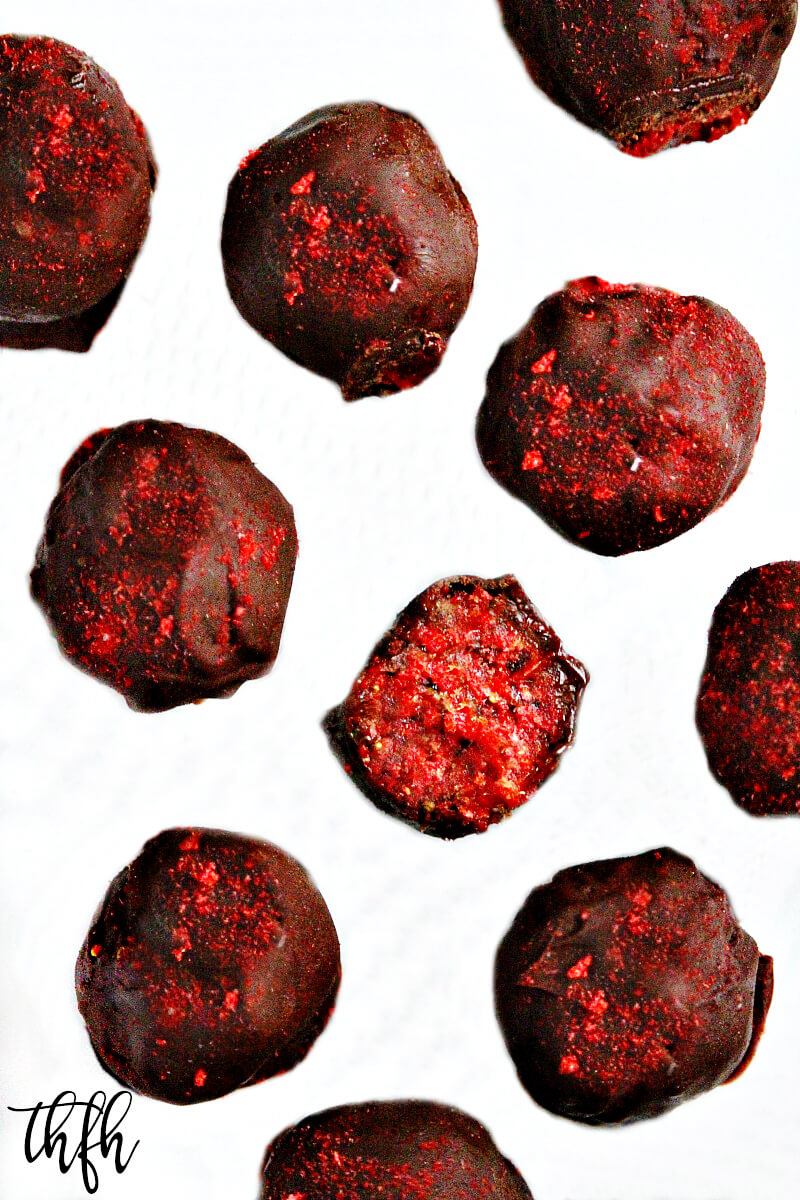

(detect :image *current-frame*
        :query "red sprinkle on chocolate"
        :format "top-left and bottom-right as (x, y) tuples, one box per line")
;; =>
(325, 574), (587, 838)
(531, 350), (557, 374)
(566, 954), (592, 979)
(697, 561), (800, 815)
(495, 847), (772, 1124)
(290, 169), (316, 195)
(498, 0), (797, 155)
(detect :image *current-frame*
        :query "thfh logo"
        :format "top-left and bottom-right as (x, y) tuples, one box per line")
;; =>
(8, 1089), (139, 1194)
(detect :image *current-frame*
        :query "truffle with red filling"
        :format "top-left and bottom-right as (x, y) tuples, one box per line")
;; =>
(221, 101), (478, 401)
(325, 575), (587, 838)
(495, 847), (773, 1124)
(477, 278), (766, 556)
(259, 1100), (534, 1200)
(31, 420), (297, 712)
(498, 0), (797, 155)
(0, 34), (156, 350)
(76, 828), (341, 1105)
(697, 561), (800, 815)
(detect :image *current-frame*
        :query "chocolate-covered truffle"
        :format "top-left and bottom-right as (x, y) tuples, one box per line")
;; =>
(76, 828), (341, 1105)
(495, 847), (772, 1125)
(697, 562), (800, 815)
(31, 420), (297, 712)
(477, 278), (765, 556)
(0, 35), (155, 350)
(259, 1100), (534, 1200)
(498, 0), (797, 155)
(221, 101), (478, 401)
(325, 575), (586, 838)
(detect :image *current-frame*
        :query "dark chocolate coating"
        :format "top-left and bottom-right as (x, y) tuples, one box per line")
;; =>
(0, 278), (127, 351)
(31, 420), (297, 712)
(76, 828), (341, 1105)
(325, 575), (587, 838)
(495, 847), (772, 1125)
(259, 1100), (534, 1200)
(0, 35), (155, 348)
(499, 0), (797, 155)
(477, 278), (766, 556)
(221, 101), (478, 401)
(697, 562), (800, 815)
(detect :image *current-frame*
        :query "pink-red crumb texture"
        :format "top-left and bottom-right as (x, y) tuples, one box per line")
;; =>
(499, 0), (797, 155)
(477, 277), (766, 556)
(495, 847), (772, 1124)
(0, 34), (154, 325)
(326, 575), (587, 838)
(259, 1101), (534, 1200)
(76, 828), (341, 1105)
(31, 420), (297, 712)
(221, 101), (478, 400)
(697, 561), (800, 814)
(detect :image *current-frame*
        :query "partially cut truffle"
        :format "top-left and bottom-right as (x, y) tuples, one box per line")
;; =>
(495, 847), (772, 1125)
(697, 561), (800, 815)
(0, 35), (156, 350)
(221, 101), (478, 401)
(76, 828), (341, 1105)
(477, 278), (766, 556)
(259, 1100), (534, 1200)
(325, 575), (587, 838)
(498, 0), (797, 156)
(31, 420), (297, 712)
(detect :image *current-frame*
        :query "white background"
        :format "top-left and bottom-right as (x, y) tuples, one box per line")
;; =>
(1, 2), (799, 1197)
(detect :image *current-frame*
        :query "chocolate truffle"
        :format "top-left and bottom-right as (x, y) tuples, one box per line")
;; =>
(325, 575), (587, 838)
(31, 420), (297, 712)
(498, 0), (797, 156)
(0, 35), (155, 350)
(76, 828), (341, 1105)
(495, 847), (773, 1125)
(259, 1100), (534, 1200)
(477, 278), (766, 556)
(221, 101), (478, 401)
(697, 561), (800, 815)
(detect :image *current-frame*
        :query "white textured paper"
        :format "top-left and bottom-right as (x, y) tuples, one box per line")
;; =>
(1, 2), (799, 1197)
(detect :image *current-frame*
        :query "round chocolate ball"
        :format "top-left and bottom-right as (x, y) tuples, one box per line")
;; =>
(477, 278), (766, 556)
(76, 828), (341, 1104)
(31, 420), (297, 712)
(697, 561), (800, 815)
(221, 101), (478, 401)
(0, 35), (155, 344)
(495, 847), (772, 1124)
